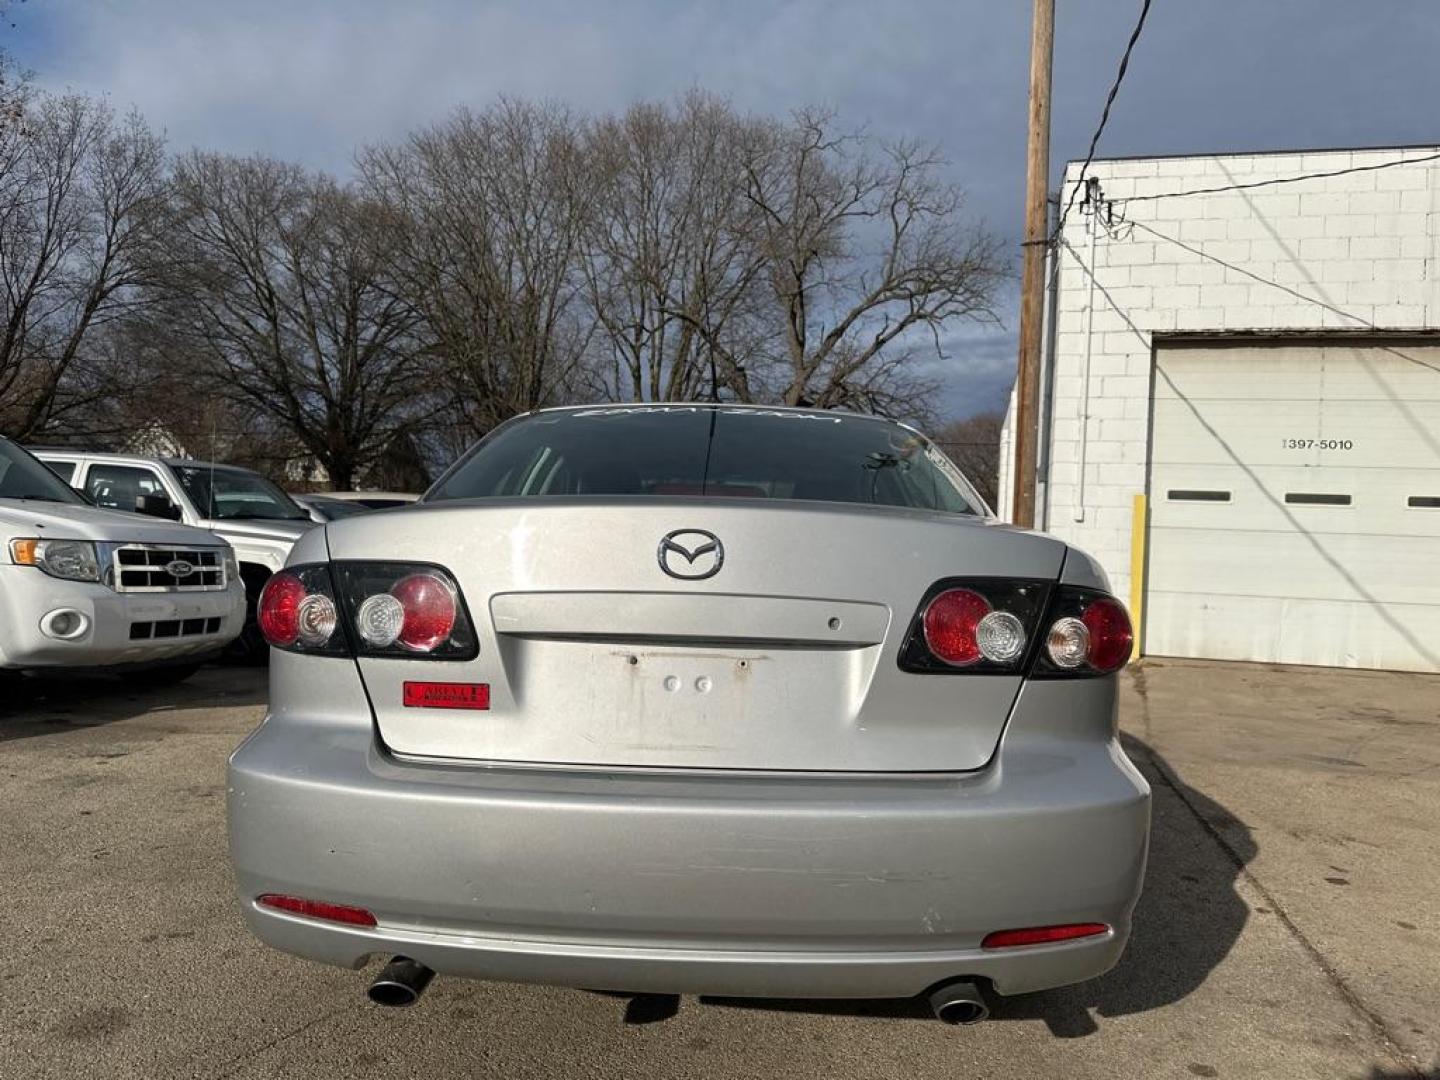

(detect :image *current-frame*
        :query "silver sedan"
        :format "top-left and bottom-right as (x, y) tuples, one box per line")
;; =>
(227, 405), (1150, 1024)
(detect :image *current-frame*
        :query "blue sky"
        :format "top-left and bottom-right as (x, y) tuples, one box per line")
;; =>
(6, 0), (1440, 420)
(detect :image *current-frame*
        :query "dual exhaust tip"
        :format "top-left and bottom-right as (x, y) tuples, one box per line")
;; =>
(366, 958), (990, 1025)
(927, 979), (990, 1024)
(367, 956), (434, 1007)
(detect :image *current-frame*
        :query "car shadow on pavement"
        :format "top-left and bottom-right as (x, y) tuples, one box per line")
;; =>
(697, 734), (1255, 1037)
(0, 666), (266, 740)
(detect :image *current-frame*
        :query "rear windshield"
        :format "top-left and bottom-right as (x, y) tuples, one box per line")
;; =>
(428, 407), (983, 515)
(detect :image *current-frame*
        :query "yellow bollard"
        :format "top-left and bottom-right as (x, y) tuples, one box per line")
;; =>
(1129, 493), (1147, 660)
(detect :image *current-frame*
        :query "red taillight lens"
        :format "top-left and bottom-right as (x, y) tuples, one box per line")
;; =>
(981, 923), (1109, 949)
(257, 572), (306, 647)
(256, 893), (378, 927)
(922, 588), (991, 666)
(391, 573), (458, 652)
(1081, 598), (1132, 673)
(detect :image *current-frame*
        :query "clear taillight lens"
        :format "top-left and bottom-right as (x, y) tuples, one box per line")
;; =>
(1045, 616), (1090, 669)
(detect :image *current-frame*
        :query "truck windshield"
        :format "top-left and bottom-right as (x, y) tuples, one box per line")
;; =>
(173, 465), (310, 521)
(428, 406), (984, 515)
(0, 440), (86, 505)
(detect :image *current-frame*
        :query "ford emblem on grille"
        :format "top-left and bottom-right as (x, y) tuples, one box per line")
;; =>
(165, 559), (195, 579)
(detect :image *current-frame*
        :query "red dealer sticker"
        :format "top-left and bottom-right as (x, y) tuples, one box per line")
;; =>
(402, 682), (491, 710)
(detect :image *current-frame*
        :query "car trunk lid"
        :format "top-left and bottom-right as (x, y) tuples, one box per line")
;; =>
(329, 499), (1066, 773)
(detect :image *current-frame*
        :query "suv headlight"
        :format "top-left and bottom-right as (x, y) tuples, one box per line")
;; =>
(223, 545), (240, 582)
(9, 538), (101, 582)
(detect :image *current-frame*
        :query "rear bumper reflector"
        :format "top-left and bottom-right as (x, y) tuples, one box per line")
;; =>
(981, 923), (1110, 949)
(402, 681), (491, 710)
(256, 894), (378, 927)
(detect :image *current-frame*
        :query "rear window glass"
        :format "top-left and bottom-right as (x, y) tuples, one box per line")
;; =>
(428, 407), (983, 515)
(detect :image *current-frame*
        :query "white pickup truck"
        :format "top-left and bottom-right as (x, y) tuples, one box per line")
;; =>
(1, 438), (245, 685)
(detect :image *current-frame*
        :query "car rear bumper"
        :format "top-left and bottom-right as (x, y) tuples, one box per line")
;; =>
(241, 898), (1130, 1000)
(0, 566), (245, 669)
(229, 659), (1150, 1000)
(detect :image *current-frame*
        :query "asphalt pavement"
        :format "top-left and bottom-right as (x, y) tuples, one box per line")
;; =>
(1, 660), (1435, 1079)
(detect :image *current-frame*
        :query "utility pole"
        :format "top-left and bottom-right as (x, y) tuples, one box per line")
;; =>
(1011, 0), (1054, 528)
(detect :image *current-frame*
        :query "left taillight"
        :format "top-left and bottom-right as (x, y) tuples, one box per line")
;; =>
(258, 566), (347, 655)
(899, 579), (1051, 675)
(258, 562), (476, 660)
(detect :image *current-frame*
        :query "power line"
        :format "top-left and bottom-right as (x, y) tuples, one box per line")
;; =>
(1051, 0), (1154, 243)
(1121, 148), (1440, 204)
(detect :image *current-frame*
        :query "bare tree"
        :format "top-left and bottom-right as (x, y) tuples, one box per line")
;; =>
(163, 153), (427, 489)
(0, 88), (167, 439)
(362, 100), (595, 439)
(580, 92), (769, 403)
(738, 110), (1008, 420)
(934, 411), (1003, 509)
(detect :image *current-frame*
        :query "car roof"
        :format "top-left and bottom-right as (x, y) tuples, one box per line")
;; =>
(313, 490), (418, 501)
(528, 403), (932, 441)
(162, 458), (258, 474)
(532, 402), (895, 423)
(26, 448), (259, 474)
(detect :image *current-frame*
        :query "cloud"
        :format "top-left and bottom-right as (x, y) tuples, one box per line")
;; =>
(12, 0), (1440, 426)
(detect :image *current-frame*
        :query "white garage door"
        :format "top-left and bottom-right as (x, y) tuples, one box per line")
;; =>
(1147, 341), (1440, 673)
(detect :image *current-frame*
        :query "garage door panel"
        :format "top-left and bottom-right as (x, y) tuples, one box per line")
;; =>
(1145, 591), (1440, 671)
(1147, 342), (1440, 673)
(1154, 465), (1438, 536)
(1150, 398), (1436, 470)
(1147, 528), (1440, 604)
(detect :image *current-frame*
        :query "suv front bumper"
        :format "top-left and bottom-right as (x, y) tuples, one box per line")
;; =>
(0, 565), (245, 669)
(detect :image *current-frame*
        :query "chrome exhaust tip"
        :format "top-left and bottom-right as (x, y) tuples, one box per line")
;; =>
(367, 956), (434, 1007)
(927, 979), (989, 1025)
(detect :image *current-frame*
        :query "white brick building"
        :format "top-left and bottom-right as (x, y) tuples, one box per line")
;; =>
(999, 146), (1440, 673)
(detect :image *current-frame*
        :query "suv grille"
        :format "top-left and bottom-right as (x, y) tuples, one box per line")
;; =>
(111, 547), (226, 593)
(130, 617), (223, 640)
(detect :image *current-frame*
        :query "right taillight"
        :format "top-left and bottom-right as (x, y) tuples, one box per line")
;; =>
(899, 580), (1132, 678)
(1032, 588), (1133, 678)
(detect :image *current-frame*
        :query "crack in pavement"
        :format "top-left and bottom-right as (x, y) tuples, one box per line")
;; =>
(1126, 667), (1425, 1079)
(200, 1002), (361, 1080)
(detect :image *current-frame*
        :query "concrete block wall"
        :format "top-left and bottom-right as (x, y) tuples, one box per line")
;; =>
(999, 146), (1440, 605)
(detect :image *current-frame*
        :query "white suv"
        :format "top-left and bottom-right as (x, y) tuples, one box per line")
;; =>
(1, 438), (245, 684)
(30, 450), (315, 659)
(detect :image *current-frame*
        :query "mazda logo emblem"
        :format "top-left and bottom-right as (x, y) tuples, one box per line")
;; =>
(165, 559), (195, 579)
(657, 529), (724, 580)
